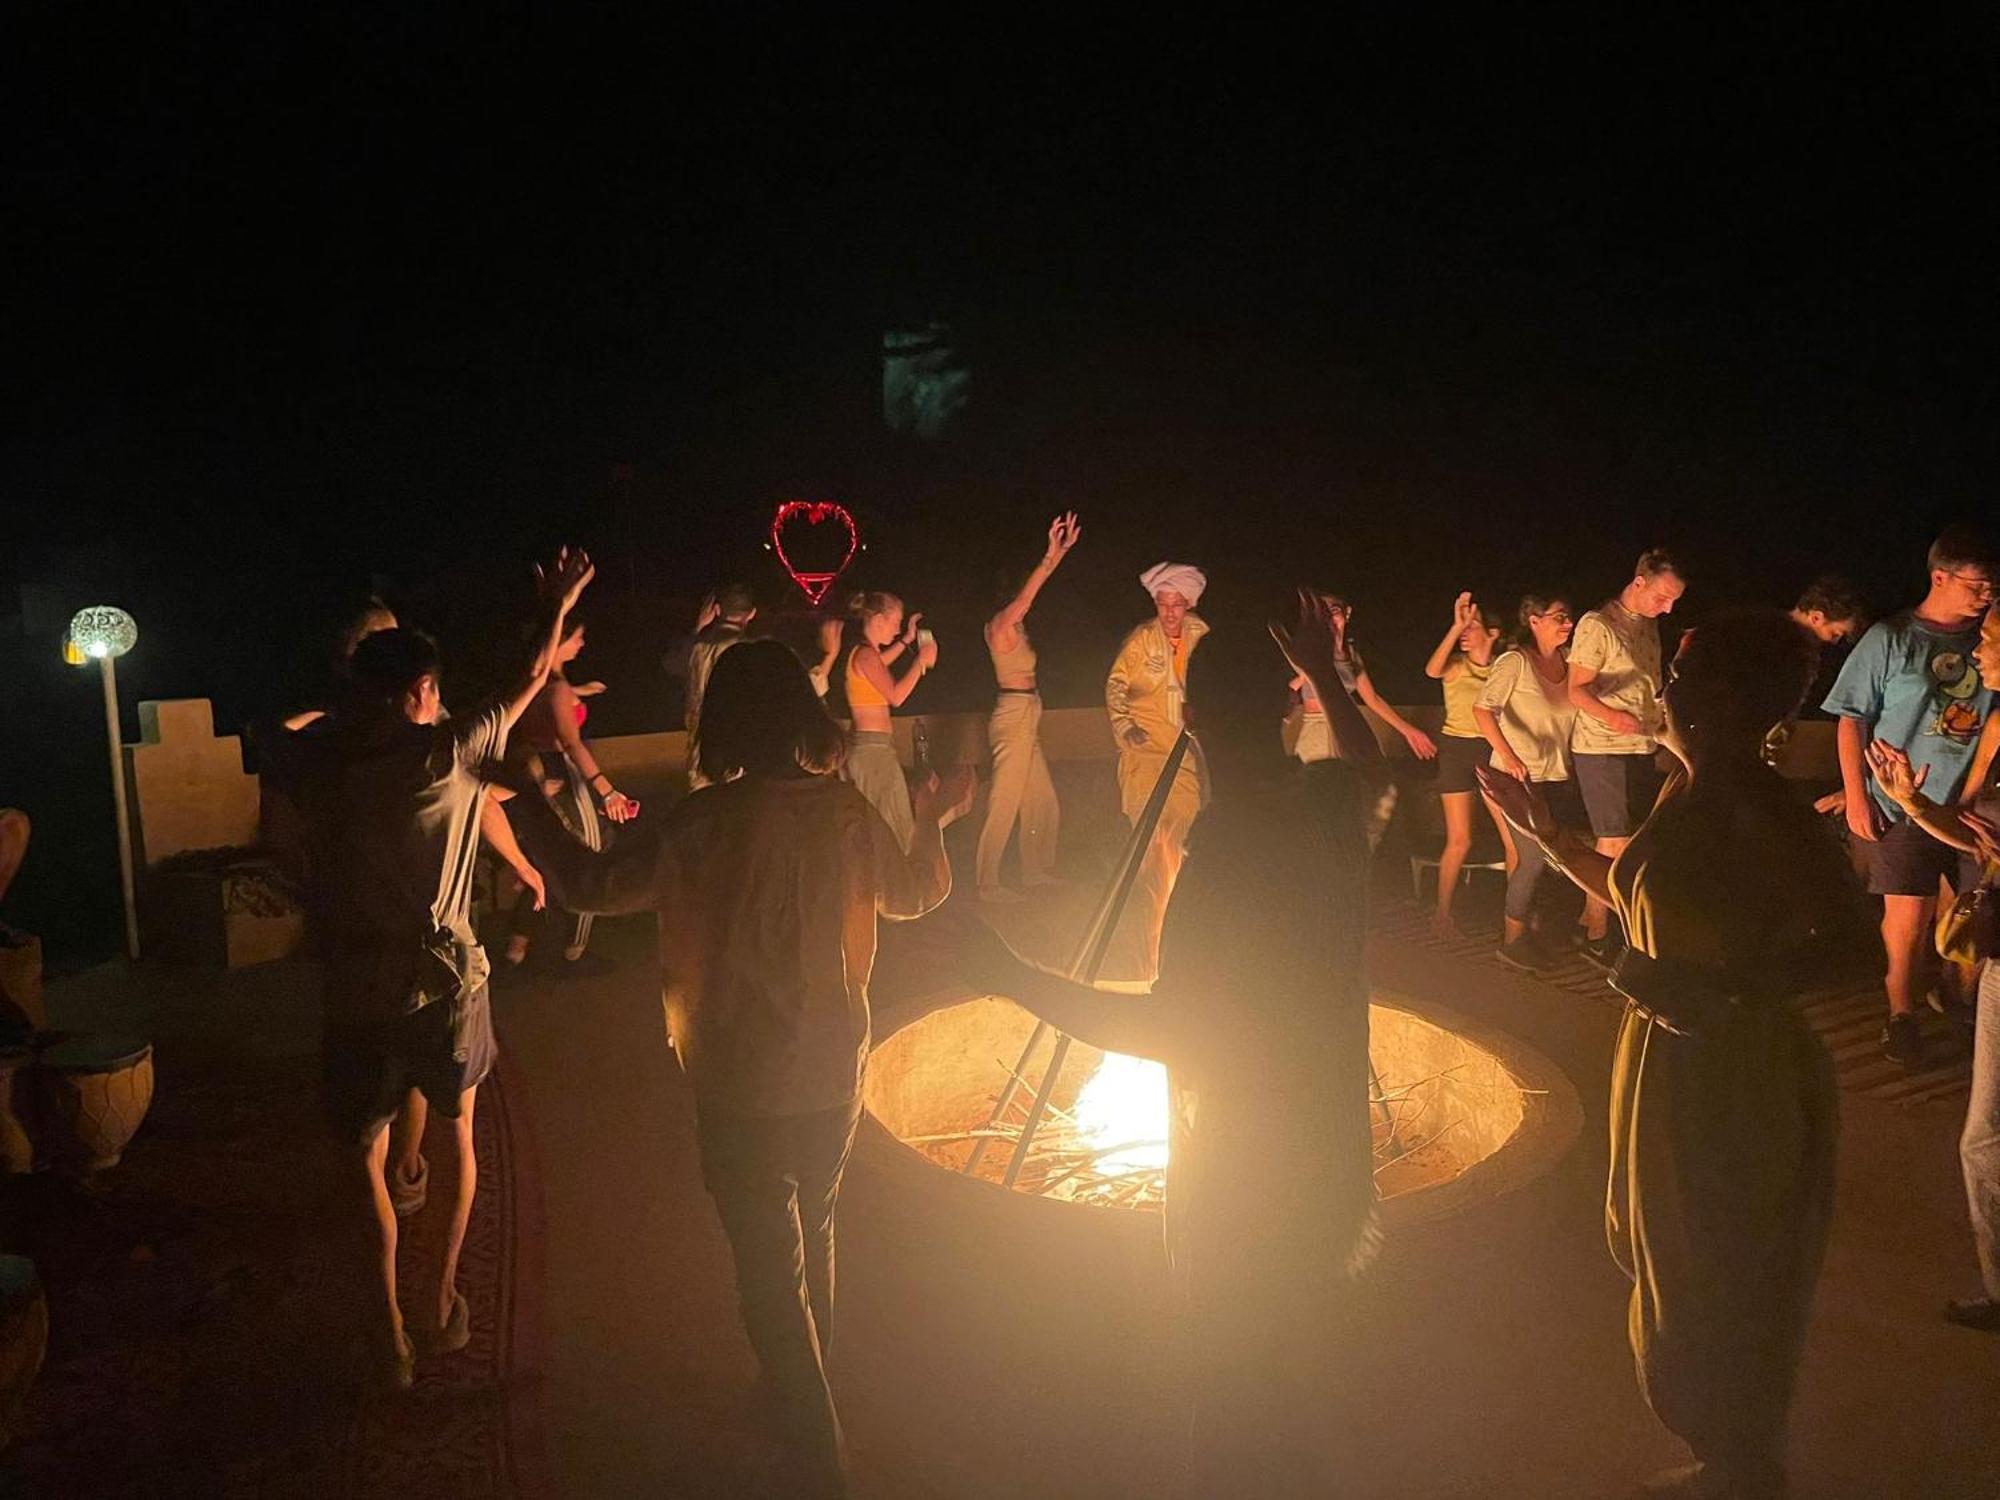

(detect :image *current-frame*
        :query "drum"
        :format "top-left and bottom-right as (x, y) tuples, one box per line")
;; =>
(0, 1255), (46, 1451)
(36, 1036), (155, 1175)
(0, 1048), (31, 1174)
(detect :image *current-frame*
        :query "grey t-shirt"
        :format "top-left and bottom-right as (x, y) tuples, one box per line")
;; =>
(320, 703), (508, 948)
(1569, 601), (1663, 756)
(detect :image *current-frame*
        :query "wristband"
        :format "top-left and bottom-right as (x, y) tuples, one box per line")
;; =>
(591, 775), (612, 794)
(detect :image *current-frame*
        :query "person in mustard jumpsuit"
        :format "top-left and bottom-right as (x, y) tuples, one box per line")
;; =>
(1483, 610), (1865, 1500)
(1106, 561), (1210, 975)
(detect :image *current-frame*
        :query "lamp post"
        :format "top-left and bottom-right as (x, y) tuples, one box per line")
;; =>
(66, 607), (140, 960)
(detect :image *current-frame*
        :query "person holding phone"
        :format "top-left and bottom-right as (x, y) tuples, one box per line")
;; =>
(841, 591), (936, 852)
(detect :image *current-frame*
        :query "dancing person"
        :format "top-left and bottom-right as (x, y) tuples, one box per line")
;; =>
(963, 590), (1386, 1495)
(1423, 591), (1514, 936)
(1567, 547), (1685, 969)
(282, 596), (399, 732)
(506, 639), (966, 1497)
(1824, 524), (1997, 1065)
(1288, 593), (1439, 765)
(1865, 609), (2000, 1332)
(287, 548), (594, 1391)
(976, 512), (1081, 901)
(841, 591), (937, 853)
(1483, 610), (1863, 1500)
(1472, 592), (1577, 972)
(685, 583), (757, 791)
(503, 616), (638, 970)
(1107, 562), (1210, 975)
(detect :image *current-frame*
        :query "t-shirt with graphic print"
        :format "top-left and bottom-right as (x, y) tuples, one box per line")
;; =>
(1822, 609), (1993, 821)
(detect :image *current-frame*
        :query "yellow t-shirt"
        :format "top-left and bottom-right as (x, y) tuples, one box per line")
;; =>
(1441, 656), (1493, 738)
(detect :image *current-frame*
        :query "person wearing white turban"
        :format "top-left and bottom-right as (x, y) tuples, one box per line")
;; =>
(1105, 561), (1211, 976)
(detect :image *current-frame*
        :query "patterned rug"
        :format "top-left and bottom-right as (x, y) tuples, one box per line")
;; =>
(2, 1041), (548, 1499)
(1373, 894), (1974, 1105)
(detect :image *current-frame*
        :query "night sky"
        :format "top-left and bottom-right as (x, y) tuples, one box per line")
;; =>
(7, 8), (1997, 953)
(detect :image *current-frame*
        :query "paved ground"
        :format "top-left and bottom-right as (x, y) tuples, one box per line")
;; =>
(26, 764), (2000, 1498)
(494, 794), (1999, 1499)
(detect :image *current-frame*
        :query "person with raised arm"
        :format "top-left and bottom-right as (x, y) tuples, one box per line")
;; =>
(1472, 591), (1578, 971)
(976, 511), (1081, 902)
(963, 589), (1385, 1494)
(1107, 561), (1210, 975)
(502, 614), (638, 972)
(1483, 610), (1864, 1500)
(297, 548), (594, 1392)
(1422, 590), (1514, 936)
(1287, 592), (1439, 765)
(841, 591), (937, 853)
(506, 639), (969, 1497)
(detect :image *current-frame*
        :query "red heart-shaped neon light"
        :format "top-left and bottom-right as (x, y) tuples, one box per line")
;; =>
(770, 500), (861, 606)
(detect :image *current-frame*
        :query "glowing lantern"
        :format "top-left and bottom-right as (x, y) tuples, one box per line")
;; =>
(65, 606), (141, 959)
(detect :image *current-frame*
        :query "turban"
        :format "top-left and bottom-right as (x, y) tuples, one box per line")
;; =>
(1139, 561), (1207, 607)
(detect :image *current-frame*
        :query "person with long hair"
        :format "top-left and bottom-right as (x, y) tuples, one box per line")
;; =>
(1422, 591), (1515, 936)
(976, 512), (1081, 901)
(1472, 591), (1578, 972)
(964, 591), (1386, 1493)
(841, 591), (937, 853)
(503, 616), (638, 970)
(505, 638), (966, 1497)
(685, 583), (757, 791)
(1483, 610), (1862, 1499)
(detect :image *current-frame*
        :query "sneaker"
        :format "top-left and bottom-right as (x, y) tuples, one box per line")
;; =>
(1944, 1296), (2000, 1332)
(1495, 934), (1554, 975)
(1579, 932), (1622, 971)
(1881, 1013), (1924, 1068)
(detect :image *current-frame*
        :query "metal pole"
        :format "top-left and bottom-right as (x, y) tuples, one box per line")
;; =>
(101, 656), (139, 960)
(998, 729), (1196, 1190)
(963, 727), (1196, 1177)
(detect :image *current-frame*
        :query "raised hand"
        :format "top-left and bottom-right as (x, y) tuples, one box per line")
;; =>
(534, 547), (596, 613)
(1268, 586), (1343, 693)
(817, 616), (845, 656)
(695, 592), (720, 632)
(902, 610), (925, 646)
(1452, 590), (1476, 629)
(917, 633), (940, 669)
(1046, 511), (1082, 562)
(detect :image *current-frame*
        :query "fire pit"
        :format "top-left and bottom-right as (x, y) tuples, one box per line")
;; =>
(862, 991), (1577, 1227)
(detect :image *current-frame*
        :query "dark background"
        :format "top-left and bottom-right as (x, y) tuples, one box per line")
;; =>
(6, 7), (1995, 956)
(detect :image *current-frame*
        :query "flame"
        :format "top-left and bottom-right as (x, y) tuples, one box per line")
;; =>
(1072, 1051), (1170, 1175)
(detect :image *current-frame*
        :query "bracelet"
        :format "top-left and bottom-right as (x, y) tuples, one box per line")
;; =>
(590, 775), (612, 794)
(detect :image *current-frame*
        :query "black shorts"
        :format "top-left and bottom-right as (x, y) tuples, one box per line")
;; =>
(1572, 751), (1666, 840)
(1866, 814), (1976, 899)
(322, 988), (497, 1145)
(1435, 734), (1491, 795)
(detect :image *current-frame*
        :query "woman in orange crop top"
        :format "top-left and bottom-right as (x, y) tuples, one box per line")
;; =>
(505, 617), (638, 969)
(841, 591), (937, 852)
(975, 511), (1080, 900)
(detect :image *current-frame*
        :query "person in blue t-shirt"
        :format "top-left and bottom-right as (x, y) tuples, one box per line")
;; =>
(1824, 525), (2000, 1066)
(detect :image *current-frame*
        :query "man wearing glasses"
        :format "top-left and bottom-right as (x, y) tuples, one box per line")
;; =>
(1825, 525), (1999, 1066)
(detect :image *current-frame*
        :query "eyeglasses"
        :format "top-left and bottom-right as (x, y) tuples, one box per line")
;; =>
(1948, 571), (1998, 598)
(1534, 611), (1574, 624)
